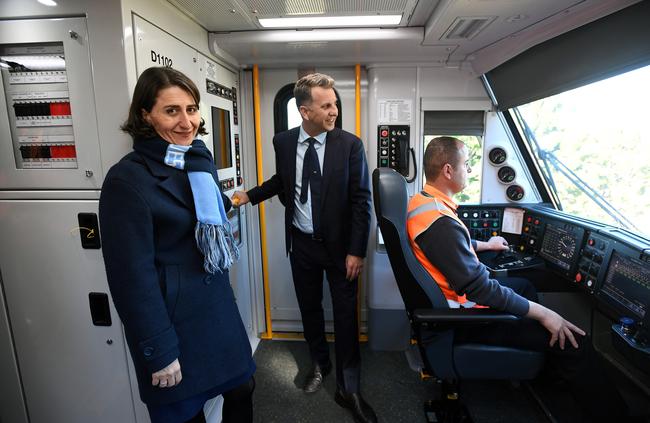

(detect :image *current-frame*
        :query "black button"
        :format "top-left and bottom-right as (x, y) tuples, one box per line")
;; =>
(204, 275), (212, 285)
(143, 346), (154, 357)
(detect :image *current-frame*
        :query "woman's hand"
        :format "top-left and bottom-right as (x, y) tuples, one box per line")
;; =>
(152, 358), (182, 388)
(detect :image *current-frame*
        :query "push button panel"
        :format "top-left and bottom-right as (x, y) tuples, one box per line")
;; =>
(519, 213), (545, 255)
(458, 208), (503, 241)
(376, 125), (410, 176)
(575, 232), (610, 293)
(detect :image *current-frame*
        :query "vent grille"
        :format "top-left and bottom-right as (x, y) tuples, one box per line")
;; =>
(241, 0), (409, 16)
(168, 0), (254, 31)
(442, 17), (495, 40)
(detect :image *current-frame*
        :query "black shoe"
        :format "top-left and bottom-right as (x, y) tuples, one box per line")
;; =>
(335, 388), (378, 423)
(303, 361), (332, 393)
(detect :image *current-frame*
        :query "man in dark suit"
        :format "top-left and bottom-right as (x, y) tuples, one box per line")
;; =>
(232, 73), (375, 422)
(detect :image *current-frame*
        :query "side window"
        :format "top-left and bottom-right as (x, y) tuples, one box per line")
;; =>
(422, 135), (483, 204)
(422, 110), (485, 204)
(273, 83), (343, 134)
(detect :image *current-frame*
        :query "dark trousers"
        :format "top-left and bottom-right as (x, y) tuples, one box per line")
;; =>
(454, 277), (627, 422)
(289, 227), (361, 393)
(184, 377), (255, 423)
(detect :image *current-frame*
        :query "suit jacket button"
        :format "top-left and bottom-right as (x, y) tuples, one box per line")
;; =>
(143, 346), (154, 357)
(204, 275), (212, 285)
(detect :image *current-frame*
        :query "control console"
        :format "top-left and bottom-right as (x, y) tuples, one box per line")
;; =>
(377, 125), (410, 177)
(575, 232), (610, 293)
(458, 208), (502, 241)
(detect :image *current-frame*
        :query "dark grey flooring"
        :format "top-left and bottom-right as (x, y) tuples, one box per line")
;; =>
(252, 340), (549, 423)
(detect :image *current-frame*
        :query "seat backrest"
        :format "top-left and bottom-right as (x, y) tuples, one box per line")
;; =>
(372, 168), (449, 315)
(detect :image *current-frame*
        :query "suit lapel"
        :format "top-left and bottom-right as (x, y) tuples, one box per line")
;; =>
(288, 127), (299, 194)
(140, 154), (194, 209)
(320, 128), (339, 208)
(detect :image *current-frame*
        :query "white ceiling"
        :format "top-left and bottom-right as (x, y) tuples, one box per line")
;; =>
(168, 0), (641, 73)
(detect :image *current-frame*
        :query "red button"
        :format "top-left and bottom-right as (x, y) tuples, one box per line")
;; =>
(381, 130), (388, 137)
(588, 239), (595, 246)
(575, 273), (582, 282)
(534, 219), (539, 225)
(527, 217), (532, 223)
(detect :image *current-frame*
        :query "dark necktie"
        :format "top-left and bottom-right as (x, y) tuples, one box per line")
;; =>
(300, 138), (322, 235)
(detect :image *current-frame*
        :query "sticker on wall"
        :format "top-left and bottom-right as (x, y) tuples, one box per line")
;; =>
(378, 99), (412, 124)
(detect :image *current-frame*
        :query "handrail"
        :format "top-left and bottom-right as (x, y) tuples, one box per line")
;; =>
(253, 64), (273, 339)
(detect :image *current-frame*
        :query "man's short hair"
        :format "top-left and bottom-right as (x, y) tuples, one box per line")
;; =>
(293, 73), (335, 108)
(423, 136), (463, 182)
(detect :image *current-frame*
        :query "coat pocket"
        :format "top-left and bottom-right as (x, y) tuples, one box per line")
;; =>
(162, 264), (181, 320)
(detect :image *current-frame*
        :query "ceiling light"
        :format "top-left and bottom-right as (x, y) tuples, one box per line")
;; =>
(37, 0), (57, 6)
(258, 15), (402, 29)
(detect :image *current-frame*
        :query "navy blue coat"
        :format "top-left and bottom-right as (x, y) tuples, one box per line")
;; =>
(99, 150), (254, 406)
(247, 127), (371, 258)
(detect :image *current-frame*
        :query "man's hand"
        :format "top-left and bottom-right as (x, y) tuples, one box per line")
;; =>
(231, 191), (250, 208)
(152, 358), (182, 388)
(527, 302), (586, 349)
(345, 255), (364, 280)
(477, 236), (509, 252)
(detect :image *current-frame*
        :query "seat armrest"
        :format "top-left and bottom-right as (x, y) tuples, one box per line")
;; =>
(413, 308), (520, 324)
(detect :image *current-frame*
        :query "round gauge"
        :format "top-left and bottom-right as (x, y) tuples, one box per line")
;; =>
(488, 147), (507, 165)
(506, 184), (525, 201)
(556, 235), (577, 260)
(497, 166), (516, 184)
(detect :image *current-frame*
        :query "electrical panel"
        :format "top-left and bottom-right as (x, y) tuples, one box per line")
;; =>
(0, 18), (102, 189)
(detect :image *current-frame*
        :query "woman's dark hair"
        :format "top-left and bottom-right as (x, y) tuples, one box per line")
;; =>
(121, 66), (207, 139)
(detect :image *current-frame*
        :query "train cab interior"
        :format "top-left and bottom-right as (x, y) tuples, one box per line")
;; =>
(0, 0), (649, 422)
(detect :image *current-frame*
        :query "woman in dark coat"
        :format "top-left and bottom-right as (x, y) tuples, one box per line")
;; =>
(99, 66), (255, 423)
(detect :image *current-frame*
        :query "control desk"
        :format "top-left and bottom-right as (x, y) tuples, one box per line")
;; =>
(457, 204), (650, 378)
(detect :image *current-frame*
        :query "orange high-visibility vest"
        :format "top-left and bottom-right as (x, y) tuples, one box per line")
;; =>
(406, 186), (479, 308)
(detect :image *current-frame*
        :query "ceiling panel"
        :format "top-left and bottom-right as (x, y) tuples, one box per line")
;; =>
(238, 0), (411, 16)
(169, 0), (256, 31)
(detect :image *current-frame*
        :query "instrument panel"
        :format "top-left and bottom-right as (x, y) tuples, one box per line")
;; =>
(457, 203), (650, 376)
(539, 221), (585, 275)
(457, 204), (650, 304)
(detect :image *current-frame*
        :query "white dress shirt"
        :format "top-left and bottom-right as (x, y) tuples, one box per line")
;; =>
(292, 125), (327, 234)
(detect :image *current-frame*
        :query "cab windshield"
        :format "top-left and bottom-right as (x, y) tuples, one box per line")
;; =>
(511, 64), (650, 238)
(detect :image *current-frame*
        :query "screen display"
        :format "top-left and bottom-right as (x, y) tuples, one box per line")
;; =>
(539, 222), (583, 271)
(601, 251), (650, 319)
(211, 106), (232, 169)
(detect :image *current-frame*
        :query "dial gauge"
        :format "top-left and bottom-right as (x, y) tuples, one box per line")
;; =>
(556, 235), (577, 259)
(497, 166), (516, 184)
(488, 147), (507, 165)
(506, 184), (525, 201)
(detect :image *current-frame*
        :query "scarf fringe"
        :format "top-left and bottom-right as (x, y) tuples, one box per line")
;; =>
(195, 221), (241, 274)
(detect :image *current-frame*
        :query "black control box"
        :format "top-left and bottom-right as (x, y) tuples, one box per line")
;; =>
(377, 125), (410, 176)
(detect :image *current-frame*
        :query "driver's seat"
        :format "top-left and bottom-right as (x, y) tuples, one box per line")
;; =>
(371, 167), (544, 382)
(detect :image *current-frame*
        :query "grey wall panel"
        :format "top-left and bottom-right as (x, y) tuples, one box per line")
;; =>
(0, 270), (29, 423)
(0, 200), (136, 423)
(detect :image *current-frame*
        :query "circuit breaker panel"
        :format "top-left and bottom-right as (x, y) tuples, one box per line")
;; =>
(0, 18), (102, 189)
(1, 43), (77, 169)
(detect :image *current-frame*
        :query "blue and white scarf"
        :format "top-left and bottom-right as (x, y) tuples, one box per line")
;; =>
(134, 137), (239, 273)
